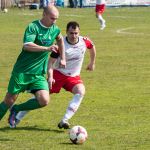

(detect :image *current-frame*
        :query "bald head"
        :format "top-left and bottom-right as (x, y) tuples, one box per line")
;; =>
(43, 5), (59, 16)
(41, 5), (59, 27)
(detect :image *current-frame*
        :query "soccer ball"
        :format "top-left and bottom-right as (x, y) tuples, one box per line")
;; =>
(69, 125), (88, 144)
(3, 9), (8, 13)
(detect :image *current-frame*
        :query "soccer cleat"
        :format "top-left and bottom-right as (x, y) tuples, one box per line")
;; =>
(8, 108), (17, 128)
(100, 20), (106, 30)
(100, 24), (106, 30)
(58, 120), (70, 129)
(15, 118), (20, 125)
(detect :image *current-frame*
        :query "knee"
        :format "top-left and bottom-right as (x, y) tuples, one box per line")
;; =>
(35, 91), (50, 107)
(72, 84), (85, 97)
(4, 99), (14, 107)
(39, 96), (50, 107)
(79, 90), (85, 97)
(4, 93), (17, 107)
(77, 88), (85, 97)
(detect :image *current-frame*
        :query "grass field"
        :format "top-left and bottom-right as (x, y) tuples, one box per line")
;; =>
(0, 7), (150, 150)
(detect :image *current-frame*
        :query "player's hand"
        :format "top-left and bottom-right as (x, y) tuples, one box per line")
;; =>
(86, 63), (95, 71)
(59, 59), (66, 68)
(48, 78), (55, 89)
(47, 45), (58, 53)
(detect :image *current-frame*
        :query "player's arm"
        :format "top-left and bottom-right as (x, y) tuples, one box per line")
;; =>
(87, 45), (96, 71)
(47, 56), (57, 89)
(47, 51), (60, 89)
(23, 43), (58, 53)
(23, 23), (58, 53)
(55, 33), (66, 68)
(83, 37), (96, 71)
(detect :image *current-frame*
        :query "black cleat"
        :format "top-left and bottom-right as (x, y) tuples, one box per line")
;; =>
(58, 120), (70, 129)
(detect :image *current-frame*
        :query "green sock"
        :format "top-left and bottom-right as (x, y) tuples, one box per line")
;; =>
(0, 101), (9, 120)
(13, 98), (42, 112)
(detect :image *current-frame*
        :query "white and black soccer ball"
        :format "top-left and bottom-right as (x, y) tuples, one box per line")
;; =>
(69, 125), (88, 144)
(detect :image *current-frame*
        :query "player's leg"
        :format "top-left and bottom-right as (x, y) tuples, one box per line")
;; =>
(8, 74), (50, 127)
(0, 73), (20, 122)
(96, 4), (106, 30)
(63, 83), (85, 120)
(15, 95), (35, 124)
(14, 70), (63, 126)
(15, 110), (29, 124)
(98, 14), (106, 30)
(0, 93), (18, 121)
(9, 90), (49, 127)
(11, 89), (49, 126)
(98, 13), (105, 25)
(58, 76), (85, 129)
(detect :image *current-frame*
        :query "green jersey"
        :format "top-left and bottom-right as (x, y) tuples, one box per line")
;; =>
(12, 20), (60, 74)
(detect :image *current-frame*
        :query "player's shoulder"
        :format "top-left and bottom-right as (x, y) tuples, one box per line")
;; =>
(82, 36), (91, 40)
(27, 20), (40, 29)
(80, 36), (93, 43)
(30, 20), (39, 26)
(80, 36), (94, 48)
(25, 20), (39, 32)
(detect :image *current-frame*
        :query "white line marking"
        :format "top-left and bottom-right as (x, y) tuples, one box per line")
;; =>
(62, 14), (84, 17)
(116, 27), (150, 36)
(18, 12), (41, 16)
(108, 16), (144, 19)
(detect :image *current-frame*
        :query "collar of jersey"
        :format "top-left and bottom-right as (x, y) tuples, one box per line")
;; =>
(66, 37), (79, 45)
(39, 20), (53, 28)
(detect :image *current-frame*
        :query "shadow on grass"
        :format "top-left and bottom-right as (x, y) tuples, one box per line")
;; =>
(0, 126), (65, 133)
(0, 138), (15, 141)
(60, 142), (74, 145)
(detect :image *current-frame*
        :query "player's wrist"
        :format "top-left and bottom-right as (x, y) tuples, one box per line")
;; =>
(45, 47), (48, 51)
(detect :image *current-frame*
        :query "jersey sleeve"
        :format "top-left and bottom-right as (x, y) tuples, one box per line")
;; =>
(23, 23), (37, 44)
(83, 37), (94, 49)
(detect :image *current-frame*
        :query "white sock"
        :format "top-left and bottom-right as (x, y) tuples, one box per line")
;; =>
(62, 94), (83, 122)
(16, 110), (29, 121)
(98, 14), (105, 25)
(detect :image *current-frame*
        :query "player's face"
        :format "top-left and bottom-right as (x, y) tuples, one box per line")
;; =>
(43, 12), (59, 26)
(67, 27), (80, 44)
(48, 14), (58, 24)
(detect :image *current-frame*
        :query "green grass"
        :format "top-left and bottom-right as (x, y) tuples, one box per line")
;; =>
(0, 7), (150, 150)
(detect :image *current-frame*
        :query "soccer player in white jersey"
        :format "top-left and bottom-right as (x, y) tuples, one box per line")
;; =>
(15, 21), (96, 129)
(95, 0), (106, 30)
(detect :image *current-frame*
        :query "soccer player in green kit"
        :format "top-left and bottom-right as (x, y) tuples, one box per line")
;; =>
(0, 5), (66, 128)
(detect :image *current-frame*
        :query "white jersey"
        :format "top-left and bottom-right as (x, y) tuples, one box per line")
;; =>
(54, 36), (94, 77)
(96, 0), (106, 5)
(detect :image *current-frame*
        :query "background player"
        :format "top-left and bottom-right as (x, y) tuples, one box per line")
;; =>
(95, 0), (106, 30)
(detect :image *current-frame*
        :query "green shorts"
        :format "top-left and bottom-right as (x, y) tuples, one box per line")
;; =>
(8, 72), (49, 94)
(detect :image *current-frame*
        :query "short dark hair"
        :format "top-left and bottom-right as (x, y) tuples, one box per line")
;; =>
(66, 21), (80, 31)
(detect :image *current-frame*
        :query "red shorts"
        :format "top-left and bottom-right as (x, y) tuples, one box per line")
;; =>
(95, 4), (106, 14)
(50, 70), (83, 93)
